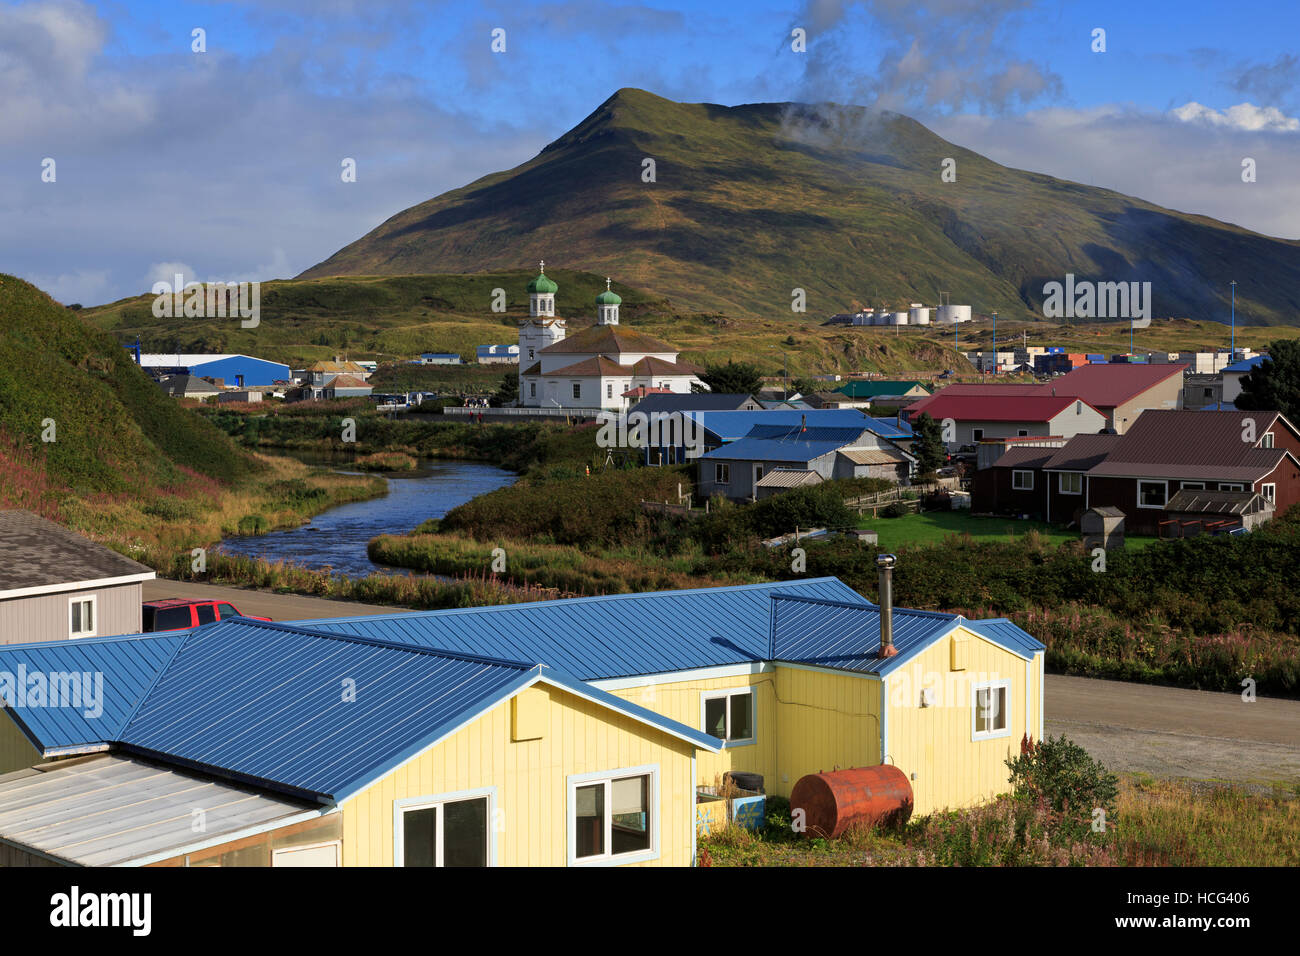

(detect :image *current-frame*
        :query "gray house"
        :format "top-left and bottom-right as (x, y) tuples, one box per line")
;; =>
(0, 511), (155, 645)
(698, 425), (915, 500)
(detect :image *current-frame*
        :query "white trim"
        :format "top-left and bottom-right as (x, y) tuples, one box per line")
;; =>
(394, 786), (496, 867)
(880, 676), (889, 764)
(592, 662), (769, 691)
(1037, 654), (1044, 742)
(700, 687), (756, 748)
(566, 764), (660, 867)
(690, 755), (697, 866)
(1024, 659), (1032, 740)
(1261, 483), (1276, 505)
(1011, 469), (1034, 491)
(1219, 483), (1245, 491)
(1135, 478), (1168, 509)
(1058, 472), (1083, 495)
(971, 679), (1012, 741)
(68, 594), (97, 639)
(1180, 481), (1205, 491)
(0, 571), (154, 601)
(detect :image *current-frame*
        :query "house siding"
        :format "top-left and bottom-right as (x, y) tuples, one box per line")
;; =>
(1109, 376), (1184, 433)
(886, 626), (1040, 815)
(341, 683), (697, 867)
(0, 582), (143, 645)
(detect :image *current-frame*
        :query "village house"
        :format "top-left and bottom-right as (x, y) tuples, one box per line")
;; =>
(134, 352), (290, 389)
(698, 424), (915, 499)
(0, 510), (155, 645)
(305, 359), (372, 387)
(905, 392), (1108, 452)
(156, 374), (220, 401)
(476, 344), (520, 364)
(518, 267), (703, 411)
(0, 576), (1043, 866)
(974, 410), (1300, 534)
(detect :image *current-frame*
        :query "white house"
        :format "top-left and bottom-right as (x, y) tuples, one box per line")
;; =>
(517, 265), (703, 411)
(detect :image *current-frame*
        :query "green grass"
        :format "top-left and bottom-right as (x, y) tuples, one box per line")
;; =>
(856, 510), (1160, 551)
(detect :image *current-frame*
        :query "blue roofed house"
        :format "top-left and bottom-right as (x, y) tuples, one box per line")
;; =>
(699, 423), (916, 499)
(476, 344), (520, 364)
(1222, 354), (1269, 405)
(0, 575), (1043, 866)
(136, 353), (290, 388)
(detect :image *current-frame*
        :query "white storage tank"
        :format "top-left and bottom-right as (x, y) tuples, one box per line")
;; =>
(891, 311), (909, 325)
(936, 304), (972, 325)
(908, 304), (931, 325)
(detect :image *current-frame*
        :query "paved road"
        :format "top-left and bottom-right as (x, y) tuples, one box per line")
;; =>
(144, 581), (1300, 784)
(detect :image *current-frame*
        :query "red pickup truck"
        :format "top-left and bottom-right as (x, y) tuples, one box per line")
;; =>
(142, 598), (272, 632)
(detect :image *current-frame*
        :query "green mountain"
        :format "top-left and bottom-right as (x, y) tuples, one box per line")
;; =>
(0, 275), (252, 512)
(300, 88), (1300, 325)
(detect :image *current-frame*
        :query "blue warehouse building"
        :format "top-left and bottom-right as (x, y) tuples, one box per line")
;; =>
(135, 352), (291, 388)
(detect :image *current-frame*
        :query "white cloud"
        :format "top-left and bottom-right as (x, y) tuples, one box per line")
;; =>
(26, 268), (112, 305)
(1171, 101), (1300, 133)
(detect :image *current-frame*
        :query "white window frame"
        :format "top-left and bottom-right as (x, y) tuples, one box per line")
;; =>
(529, 382), (536, 398)
(1180, 481), (1205, 491)
(566, 765), (659, 867)
(971, 679), (1012, 741)
(1262, 432), (1275, 448)
(1218, 483), (1245, 492)
(1262, 483), (1276, 504)
(606, 382), (613, 399)
(1136, 479), (1168, 509)
(571, 382), (581, 400)
(1058, 472), (1082, 495)
(700, 688), (756, 747)
(1011, 470), (1034, 491)
(715, 463), (730, 484)
(69, 595), (97, 638)
(393, 787), (496, 867)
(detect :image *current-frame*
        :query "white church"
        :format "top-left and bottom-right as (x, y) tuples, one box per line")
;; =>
(517, 263), (704, 411)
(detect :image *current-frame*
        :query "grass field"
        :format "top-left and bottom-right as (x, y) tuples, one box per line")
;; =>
(856, 510), (1161, 551)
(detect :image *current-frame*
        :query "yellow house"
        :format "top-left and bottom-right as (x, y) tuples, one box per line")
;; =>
(0, 573), (1044, 865)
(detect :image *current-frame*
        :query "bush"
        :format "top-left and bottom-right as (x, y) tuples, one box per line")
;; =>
(1005, 734), (1118, 840)
(881, 501), (909, 518)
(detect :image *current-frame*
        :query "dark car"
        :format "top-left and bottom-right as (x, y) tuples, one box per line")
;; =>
(142, 598), (271, 632)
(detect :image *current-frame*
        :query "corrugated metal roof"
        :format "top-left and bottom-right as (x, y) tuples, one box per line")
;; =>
(304, 578), (867, 682)
(1086, 410), (1290, 480)
(0, 755), (315, 866)
(1042, 434), (1122, 471)
(770, 597), (1044, 677)
(909, 393), (1098, 424)
(1166, 489), (1267, 514)
(1044, 362), (1185, 407)
(991, 446), (1057, 470)
(755, 469), (823, 488)
(0, 631), (185, 752)
(838, 448), (909, 465)
(689, 409), (910, 442)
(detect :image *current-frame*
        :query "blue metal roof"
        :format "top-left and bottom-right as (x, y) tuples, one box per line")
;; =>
(700, 435), (854, 464)
(303, 578), (868, 681)
(770, 597), (1043, 677)
(0, 632), (186, 752)
(688, 409), (911, 443)
(1224, 355), (1267, 374)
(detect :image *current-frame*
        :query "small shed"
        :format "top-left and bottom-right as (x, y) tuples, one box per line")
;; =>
(1081, 506), (1125, 550)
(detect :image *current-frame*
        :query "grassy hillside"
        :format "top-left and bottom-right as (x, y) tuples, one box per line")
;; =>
(299, 88), (1300, 326)
(0, 274), (254, 509)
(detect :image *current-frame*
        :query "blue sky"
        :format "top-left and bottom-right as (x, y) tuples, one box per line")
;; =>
(3, 0), (1298, 304)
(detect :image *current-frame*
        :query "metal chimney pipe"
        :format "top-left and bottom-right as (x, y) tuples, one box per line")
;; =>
(877, 553), (898, 658)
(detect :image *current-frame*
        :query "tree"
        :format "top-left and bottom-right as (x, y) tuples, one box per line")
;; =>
(489, 372), (519, 407)
(912, 412), (947, 476)
(1236, 341), (1300, 422)
(791, 377), (818, 397)
(692, 360), (764, 395)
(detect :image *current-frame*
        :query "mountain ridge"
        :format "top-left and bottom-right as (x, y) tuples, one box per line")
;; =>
(305, 87), (1298, 324)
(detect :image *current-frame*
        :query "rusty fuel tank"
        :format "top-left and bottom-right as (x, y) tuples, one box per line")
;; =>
(789, 765), (914, 838)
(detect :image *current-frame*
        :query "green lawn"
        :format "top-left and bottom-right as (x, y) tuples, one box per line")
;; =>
(856, 510), (1161, 551)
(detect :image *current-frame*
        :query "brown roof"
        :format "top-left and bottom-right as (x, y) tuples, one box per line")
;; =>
(0, 511), (155, 594)
(630, 356), (702, 376)
(540, 325), (678, 355)
(1087, 410), (1289, 481)
(327, 374), (371, 389)
(993, 447), (1058, 470)
(542, 356), (631, 377)
(520, 362), (541, 376)
(308, 361), (366, 373)
(1042, 434), (1123, 472)
(1043, 363), (1186, 409)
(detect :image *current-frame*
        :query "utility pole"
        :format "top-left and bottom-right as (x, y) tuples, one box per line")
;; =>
(1230, 280), (1237, 357)
(991, 311), (998, 375)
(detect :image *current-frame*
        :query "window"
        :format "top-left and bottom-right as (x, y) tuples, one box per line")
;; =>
(1058, 472), (1082, 495)
(572, 383), (581, 400)
(1181, 482), (1204, 491)
(1262, 483), (1276, 504)
(714, 463), (730, 483)
(606, 383), (613, 399)
(1262, 432), (1275, 448)
(972, 681), (1010, 740)
(396, 791), (491, 867)
(528, 348), (534, 360)
(69, 596), (96, 638)
(195, 603), (217, 625)
(568, 767), (657, 865)
(529, 382), (536, 398)
(1017, 429), (1029, 437)
(701, 689), (755, 745)
(1218, 483), (1244, 492)
(667, 446), (677, 465)
(972, 428), (984, 442)
(754, 465), (765, 482)
(1137, 480), (1167, 509)
(1012, 470), (1034, 491)
(215, 603), (240, 620)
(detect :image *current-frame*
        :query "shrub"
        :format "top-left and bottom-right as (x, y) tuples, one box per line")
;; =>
(1006, 734), (1118, 840)
(881, 501), (909, 518)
